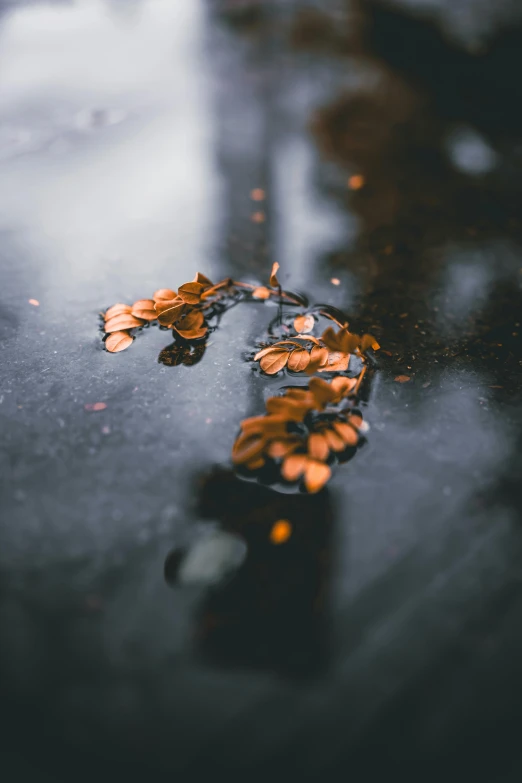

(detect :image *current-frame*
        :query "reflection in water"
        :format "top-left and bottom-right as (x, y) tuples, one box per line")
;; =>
(165, 468), (335, 679)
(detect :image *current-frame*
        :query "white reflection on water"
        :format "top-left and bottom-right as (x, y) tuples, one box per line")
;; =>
(0, 0), (223, 280)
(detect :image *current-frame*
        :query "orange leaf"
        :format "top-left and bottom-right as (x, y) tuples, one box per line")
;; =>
(281, 454), (307, 482)
(332, 421), (359, 446)
(269, 262), (280, 288)
(287, 349), (310, 372)
(178, 282), (204, 304)
(306, 346), (329, 374)
(105, 330), (133, 353)
(349, 414), (364, 430)
(245, 456), (265, 470)
(331, 376), (357, 397)
(308, 377), (338, 409)
(361, 333), (380, 352)
(318, 351), (350, 373)
(104, 314), (145, 333)
(231, 433), (265, 464)
(267, 439), (301, 459)
(155, 298), (186, 326)
(260, 350), (289, 375)
(131, 299), (156, 321)
(323, 428), (346, 452)
(175, 325), (208, 340)
(308, 433), (329, 461)
(252, 286), (271, 300)
(395, 375), (411, 383)
(177, 309), (204, 330)
(254, 345), (280, 361)
(304, 460), (331, 493)
(193, 272), (213, 286)
(294, 314), (315, 334)
(265, 396), (311, 421)
(153, 288), (176, 301)
(241, 415), (288, 437)
(105, 303), (131, 320)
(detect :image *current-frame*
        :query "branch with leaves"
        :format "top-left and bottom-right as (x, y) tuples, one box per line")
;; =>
(101, 264), (380, 494)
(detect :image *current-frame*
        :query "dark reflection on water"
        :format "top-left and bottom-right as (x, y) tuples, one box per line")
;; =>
(165, 468), (335, 679)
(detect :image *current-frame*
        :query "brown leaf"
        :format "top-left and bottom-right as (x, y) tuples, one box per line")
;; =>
(332, 421), (359, 446)
(323, 428), (346, 452)
(178, 282), (204, 304)
(395, 375), (411, 383)
(176, 309), (204, 330)
(131, 299), (156, 321)
(231, 433), (265, 465)
(175, 325), (208, 340)
(269, 262), (280, 288)
(294, 314), (315, 334)
(304, 460), (331, 493)
(265, 396), (312, 421)
(319, 351), (350, 373)
(105, 330), (133, 353)
(153, 288), (176, 301)
(321, 326), (346, 352)
(349, 414), (364, 430)
(267, 439), (301, 459)
(105, 303), (131, 320)
(193, 272), (213, 286)
(104, 313), (145, 333)
(308, 433), (329, 461)
(308, 378), (338, 409)
(245, 456), (265, 470)
(307, 346), (329, 374)
(241, 415), (288, 437)
(254, 345), (278, 361)
(282, 454), (307, 482)
(361, 333), (380, 352)
(331, 376), (357, 397)
(287, 349), (310, 372)
(252, 286), (271, 300)
(155, 298), (186, 326)
(260, 350), (289, 375)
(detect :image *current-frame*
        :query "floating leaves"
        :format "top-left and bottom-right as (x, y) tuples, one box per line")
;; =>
(253, 323), (379, 376)
(106, 331), (134, 353)
(395, 375), (411, 383)
(99, 264), (382, 496)
(232, 379), (366, 493)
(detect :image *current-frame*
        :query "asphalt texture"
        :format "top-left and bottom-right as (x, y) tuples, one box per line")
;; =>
(1, 2), (522, 781)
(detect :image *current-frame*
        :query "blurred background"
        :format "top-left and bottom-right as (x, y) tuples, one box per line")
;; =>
(1, 1), (522, 781)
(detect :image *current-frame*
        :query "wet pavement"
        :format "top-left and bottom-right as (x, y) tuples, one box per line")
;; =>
(1, 1), (522, 781)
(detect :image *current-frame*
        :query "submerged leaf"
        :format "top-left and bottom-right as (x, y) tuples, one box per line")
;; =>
(252, 286), (271, 300)
(105, 330), (133, 353)
(294, 314), (315, 334)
